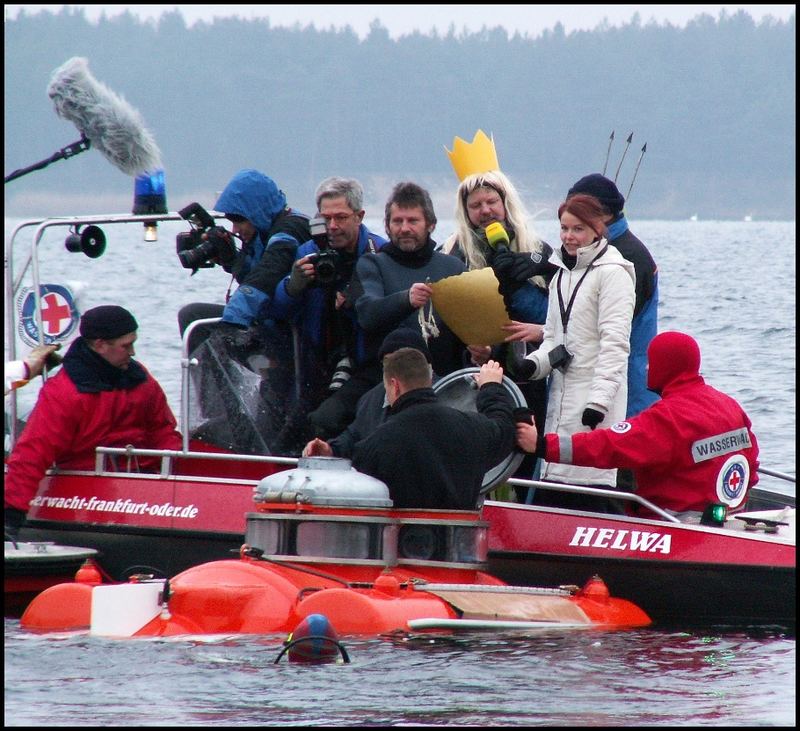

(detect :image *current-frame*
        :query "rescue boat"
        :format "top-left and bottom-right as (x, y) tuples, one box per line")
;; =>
(5, 213), (796, 627)
(5, 539), (98, 615)
(20, 457), (651, 637)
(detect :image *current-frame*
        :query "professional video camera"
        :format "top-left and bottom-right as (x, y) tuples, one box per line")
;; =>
(176, 202), (238, 273)
(306, 216), (342, 286)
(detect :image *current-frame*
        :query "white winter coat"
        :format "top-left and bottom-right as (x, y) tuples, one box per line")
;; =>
(526, 238), (635, 486)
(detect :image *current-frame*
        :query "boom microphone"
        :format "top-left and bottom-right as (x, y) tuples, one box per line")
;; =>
(47, 57), (162, 176)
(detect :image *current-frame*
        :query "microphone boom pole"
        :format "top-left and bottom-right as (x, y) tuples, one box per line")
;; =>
(4, 136), (90, 184)
(5, 56), (161, 184)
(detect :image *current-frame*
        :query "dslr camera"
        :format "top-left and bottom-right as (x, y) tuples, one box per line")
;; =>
(176, 202), (238, 273)
(548, 343), (574, 373)
(307, 216), (342, 287)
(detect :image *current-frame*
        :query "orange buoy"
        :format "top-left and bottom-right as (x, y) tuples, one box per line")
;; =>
(580, 575), (611, 603)
(75, 559), (102, 585)
(20, 582), (93, 631)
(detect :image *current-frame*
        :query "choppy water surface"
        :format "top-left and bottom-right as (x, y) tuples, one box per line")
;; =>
(4, 218), (796, 726)
(4, 622), (795, 726)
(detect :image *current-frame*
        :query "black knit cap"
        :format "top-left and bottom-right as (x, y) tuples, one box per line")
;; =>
(378, 327), (431, 363)
(568, 173), (625, 216)
(79, 305), (138, 340)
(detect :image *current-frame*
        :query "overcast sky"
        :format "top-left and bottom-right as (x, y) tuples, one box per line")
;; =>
(5, 4), (796, 38)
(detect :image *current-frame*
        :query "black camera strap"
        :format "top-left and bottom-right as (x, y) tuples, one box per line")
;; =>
(556, 244), (608, 333)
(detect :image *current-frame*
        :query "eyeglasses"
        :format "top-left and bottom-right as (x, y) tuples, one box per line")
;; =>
(226, 214), (247, 223)
(319, 212), (355, 224)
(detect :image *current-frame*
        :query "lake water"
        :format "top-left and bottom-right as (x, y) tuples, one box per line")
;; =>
(4, 216), (796, 726)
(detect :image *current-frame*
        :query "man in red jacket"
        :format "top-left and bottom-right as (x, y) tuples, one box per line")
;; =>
(517, 331), (760, 520)
(4, 305), (182, 538)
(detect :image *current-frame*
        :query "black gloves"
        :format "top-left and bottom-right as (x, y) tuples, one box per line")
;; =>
(581, 407), (605, 430)
(211, 322), (263, 366)
(509, 356), (537, 381)
(512, 407), (534, 425)
(5, 505), (27, 542)
(285, 261), (311, 297)
(491, 244), (556, 301)
(492, 243), (554, 282)
(492, 249), (539, 283)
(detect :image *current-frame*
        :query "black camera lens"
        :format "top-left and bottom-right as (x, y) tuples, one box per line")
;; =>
(313, 253), (339, 285)
(315, 261), (337, 282)
(178, 239), (216, 269)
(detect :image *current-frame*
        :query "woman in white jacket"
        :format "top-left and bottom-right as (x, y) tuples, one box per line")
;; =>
(522, 193), (635, 502)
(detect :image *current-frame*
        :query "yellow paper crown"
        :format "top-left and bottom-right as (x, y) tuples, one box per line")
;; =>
(445, 129), (500, 181)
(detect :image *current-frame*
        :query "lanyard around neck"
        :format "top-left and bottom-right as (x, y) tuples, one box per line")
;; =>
(556, 243), (608, 333)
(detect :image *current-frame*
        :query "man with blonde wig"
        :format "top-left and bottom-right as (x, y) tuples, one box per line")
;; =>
(442, 130), (557, 495)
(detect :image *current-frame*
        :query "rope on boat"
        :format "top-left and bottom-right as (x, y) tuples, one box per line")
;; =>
(410, 582), (576, 596)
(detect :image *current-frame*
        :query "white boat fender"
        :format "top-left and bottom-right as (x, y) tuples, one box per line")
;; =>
(90, 579), (167, 637)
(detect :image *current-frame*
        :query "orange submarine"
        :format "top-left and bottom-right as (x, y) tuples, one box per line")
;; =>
(21, 458), (651, 638)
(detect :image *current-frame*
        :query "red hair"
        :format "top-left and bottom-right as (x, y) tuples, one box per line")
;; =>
(558, 193), (607, 239)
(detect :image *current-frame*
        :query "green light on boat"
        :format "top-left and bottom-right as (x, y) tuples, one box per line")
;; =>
(701, 503), (727, 526)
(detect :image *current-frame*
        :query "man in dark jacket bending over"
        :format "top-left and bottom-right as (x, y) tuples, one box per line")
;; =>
(352, 349), (516, 509)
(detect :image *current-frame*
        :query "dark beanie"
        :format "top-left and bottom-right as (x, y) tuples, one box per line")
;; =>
(378, 327), (432, 363)
(568, 173), (625, 217)
(79, 305), (138, 340)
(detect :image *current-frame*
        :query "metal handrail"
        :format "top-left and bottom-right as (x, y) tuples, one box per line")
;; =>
(758, 467), (796, 483)
(180, 316), (222, 449)
(92, 445), (299, 476)
(5, 212), (191, 449)
(503, 476), (682, 523)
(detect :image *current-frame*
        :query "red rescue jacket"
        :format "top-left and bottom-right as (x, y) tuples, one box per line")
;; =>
(5, 365), (181, 511)
(545, 331), (759, 516)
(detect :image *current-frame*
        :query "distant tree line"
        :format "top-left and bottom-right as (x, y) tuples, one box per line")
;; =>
(4, 8), (796, 219)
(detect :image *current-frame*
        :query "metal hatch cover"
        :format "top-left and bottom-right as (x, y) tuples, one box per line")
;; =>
(432, 367), (526, 494)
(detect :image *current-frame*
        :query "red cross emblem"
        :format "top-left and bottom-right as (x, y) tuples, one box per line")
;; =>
(17, 283), (80, 346)
(41, 292), (73, 334)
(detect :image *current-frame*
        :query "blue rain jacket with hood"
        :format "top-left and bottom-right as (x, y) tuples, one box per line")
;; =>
(216, 169), (310, 327)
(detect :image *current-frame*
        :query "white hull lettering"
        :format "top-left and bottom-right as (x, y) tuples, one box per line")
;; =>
(29, 494), (199, 519)
(569, 526), (671, 554)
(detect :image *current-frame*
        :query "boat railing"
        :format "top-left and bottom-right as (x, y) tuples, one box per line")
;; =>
(92, 445), (298, 478)
(180, 316), (222, 448)
(5, 212), (189, 448)
(73, 443), (675, 522)
(757, 467), (796, 483)
(503, 476), (682, 523)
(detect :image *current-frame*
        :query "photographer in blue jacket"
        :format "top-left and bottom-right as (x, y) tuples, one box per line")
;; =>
(271, 177), (386, 441)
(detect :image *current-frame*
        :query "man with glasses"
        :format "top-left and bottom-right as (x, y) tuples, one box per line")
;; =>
(271, 177), (387, 443)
